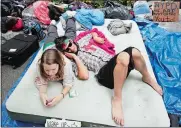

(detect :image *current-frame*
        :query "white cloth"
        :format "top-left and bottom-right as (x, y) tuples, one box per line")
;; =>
(51, 19), (65, 37)
(56, 20), (65, 37)
(59, 16), (66, 29)
(66, 11), (76, 18)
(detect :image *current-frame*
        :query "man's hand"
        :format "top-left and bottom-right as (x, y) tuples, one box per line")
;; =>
(65, 52), (76, 59)
(46, 94), (63, 107)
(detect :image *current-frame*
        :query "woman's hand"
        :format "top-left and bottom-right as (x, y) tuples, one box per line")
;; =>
(46, 94), (64, 107)
(40, 93), (55, 107)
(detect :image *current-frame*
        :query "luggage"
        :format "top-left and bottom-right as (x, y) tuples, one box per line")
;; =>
(1, 34), (39, 69)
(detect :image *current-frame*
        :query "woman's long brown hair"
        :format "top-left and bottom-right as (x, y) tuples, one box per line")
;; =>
(39, 49), (65, 80)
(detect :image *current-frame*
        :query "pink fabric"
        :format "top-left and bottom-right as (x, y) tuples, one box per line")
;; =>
(74, 28), (115, 55)
(12, 18), (24, 31)
(33, 1), (51, 25)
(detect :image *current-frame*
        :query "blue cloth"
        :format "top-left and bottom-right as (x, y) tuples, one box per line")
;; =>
(135, 18), (181, 124)
(75, 9), (104, 30)
(133, 1), (151, 15)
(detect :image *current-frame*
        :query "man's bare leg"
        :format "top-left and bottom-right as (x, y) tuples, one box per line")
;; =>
(132, 48), (163, 95)
(112, 52), (130, 126)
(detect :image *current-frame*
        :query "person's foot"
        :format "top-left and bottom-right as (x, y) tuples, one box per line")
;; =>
(112, 97), (124, 126)
(142, 76), (163, 95)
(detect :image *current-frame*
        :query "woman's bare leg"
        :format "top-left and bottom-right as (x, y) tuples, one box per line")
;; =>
(112, 52), (130, 126)
(132, 48), (163, 95)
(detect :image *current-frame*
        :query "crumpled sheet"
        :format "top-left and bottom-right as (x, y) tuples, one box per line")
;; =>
(135, 18), (181, 124)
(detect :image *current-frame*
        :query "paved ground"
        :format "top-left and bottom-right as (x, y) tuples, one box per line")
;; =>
(1, 57), (31, 102)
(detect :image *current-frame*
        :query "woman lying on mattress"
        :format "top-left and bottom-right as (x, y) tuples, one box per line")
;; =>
(35, 24), (75, 107)
(55, 18), (163, 126)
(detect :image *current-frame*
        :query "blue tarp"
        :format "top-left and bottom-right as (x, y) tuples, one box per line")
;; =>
(135, 18), (181, 124)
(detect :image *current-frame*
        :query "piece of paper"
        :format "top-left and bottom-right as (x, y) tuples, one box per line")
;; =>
(9, 49), (17, 52)
(45, 118), (81, 127)
(69, 89), (78, 98)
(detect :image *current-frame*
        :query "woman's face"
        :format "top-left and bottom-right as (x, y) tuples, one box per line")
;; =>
(43, 63), (59, 77)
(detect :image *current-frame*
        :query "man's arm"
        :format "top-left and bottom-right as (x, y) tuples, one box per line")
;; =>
(73, 55), (89, 80)
(65, 52), (89, 80)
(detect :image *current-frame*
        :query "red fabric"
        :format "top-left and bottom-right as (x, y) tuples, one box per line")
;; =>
(74, 28), (116, 55)
(12, 18), (24, 31)
(33, 1), (51, 25)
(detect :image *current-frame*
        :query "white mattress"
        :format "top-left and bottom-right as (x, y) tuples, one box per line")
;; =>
(6, 19), (170, 127)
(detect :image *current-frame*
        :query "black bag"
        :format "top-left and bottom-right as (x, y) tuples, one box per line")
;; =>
(1, 34), (39, 69)
(102, 1), (132, 20)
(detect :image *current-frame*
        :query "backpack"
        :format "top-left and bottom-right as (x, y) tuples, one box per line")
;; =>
(24, 20), (46, 40)
(1, 4), (11, 17)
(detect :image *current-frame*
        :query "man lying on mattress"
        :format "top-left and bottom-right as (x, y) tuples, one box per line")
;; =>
(35, 24), (76, 107)
(55, 18), (163, 126)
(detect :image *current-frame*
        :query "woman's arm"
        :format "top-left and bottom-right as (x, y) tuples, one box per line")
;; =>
(60, 86), (72, 99)
(38, 84), (48, 106)
(46, 85), (72, 107)
(35, 74), (50, 107)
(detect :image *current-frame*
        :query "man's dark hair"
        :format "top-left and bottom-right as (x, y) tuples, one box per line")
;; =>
(54, 36), (67, 51)
(48, 5), (63, 21)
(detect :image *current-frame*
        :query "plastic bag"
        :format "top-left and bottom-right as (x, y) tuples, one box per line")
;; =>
(102, 1), (131, 20)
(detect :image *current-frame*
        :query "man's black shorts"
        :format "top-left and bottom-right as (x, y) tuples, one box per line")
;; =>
(96, 47), (138, 89)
